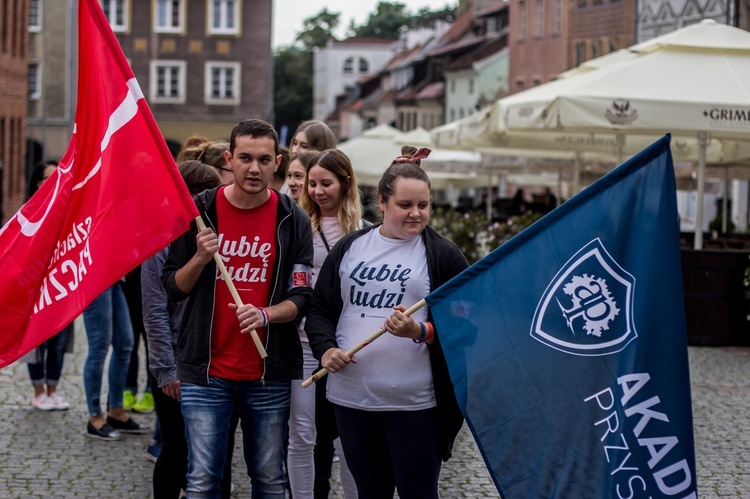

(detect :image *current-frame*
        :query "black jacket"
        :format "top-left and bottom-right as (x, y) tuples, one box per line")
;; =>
(162, 187), (314, 385)
(305, 224), (469, 461)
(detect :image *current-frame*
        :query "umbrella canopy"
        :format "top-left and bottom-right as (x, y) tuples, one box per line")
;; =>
(433, 19), (750, 248)
(340, 126), (489, 189)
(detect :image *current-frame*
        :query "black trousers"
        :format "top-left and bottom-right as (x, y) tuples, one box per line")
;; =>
(333, 405), (442, 499)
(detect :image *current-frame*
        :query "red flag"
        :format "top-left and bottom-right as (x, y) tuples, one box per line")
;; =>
(0, 0), (198, 367)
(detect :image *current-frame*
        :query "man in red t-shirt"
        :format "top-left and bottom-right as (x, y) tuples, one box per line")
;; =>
(162, 119), (313, 497)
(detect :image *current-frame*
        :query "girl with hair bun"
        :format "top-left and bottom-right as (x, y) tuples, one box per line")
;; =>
(305, 145), (468, 499)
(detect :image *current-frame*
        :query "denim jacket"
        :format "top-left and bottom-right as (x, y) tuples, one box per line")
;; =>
(142, 247), (186, 388)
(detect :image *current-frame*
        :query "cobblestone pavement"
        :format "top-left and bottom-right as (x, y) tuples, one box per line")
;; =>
(0, 319), (747, 498)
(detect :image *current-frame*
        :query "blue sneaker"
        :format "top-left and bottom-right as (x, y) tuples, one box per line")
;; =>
(145, 440), (161, 463)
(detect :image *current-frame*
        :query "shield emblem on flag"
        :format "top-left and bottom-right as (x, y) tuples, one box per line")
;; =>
(531, 238), (637, 356)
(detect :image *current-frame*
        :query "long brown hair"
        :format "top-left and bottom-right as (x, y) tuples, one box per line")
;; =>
(299, 149), (361, 234)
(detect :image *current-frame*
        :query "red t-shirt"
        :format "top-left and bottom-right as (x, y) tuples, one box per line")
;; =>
(210, 186), (278, 380)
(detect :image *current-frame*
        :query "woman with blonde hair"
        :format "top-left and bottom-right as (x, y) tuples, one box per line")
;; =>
(289, 149), (364, 499)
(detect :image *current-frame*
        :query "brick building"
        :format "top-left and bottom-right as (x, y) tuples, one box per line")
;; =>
(0, 0), (29, 223)
(108, 0), (274, 145)
(569, 0), (636, 67)
(508, 0), (570, 93)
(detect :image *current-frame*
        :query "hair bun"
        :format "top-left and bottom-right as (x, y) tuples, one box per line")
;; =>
(400, 145), (418, 159)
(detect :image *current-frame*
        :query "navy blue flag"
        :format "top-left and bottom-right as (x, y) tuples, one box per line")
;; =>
(426, 136), (696, 498)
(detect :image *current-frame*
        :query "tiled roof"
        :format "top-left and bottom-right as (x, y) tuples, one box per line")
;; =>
(444, 36), (508, 71)
(425, 35), (486, 57)
(415, 82), (445, 100)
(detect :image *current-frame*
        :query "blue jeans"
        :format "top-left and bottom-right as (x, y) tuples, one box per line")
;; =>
(28, 322), (73, 386)
(82, 283), (134, 416)
(181, 377), (291, 499)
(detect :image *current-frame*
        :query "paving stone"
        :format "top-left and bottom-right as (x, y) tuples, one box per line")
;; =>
(0, 318), (747, 497)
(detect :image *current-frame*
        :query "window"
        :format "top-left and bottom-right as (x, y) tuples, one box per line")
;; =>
(102, 0), (128, 32)
(535, 0), (544, 38)
(516, 79), (525, 92)
(208, 0), (239, 35)
(149, 60), (186, 103)
(591, 40), (600, 59)
(29, 0), (42, 32)
(154, 0), (184, 33)
(553, 0), (562, 34)
(468, 78), (474, 95)
(343, 57), (353, 74)
(575, 42), (586, 66)
(28, 63), (41, 100)
(358, 57), (369, 74)
(450, 79), (456, 93)
(486, 17), (497, 35)
(609, 39), (618, 52)
(205, 61), (241, 105)
(519, 0), (527, 41)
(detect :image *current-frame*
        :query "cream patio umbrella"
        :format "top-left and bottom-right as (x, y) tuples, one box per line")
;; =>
(433, 20), (750, 248)
(339, 125), (490, 189)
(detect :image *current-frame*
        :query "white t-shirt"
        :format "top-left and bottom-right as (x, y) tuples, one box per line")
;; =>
(299, 217), (343, 343)
(327, 228), (436, 411)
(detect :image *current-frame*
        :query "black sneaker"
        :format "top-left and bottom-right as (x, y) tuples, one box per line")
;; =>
(106, 416), (151, 434)
(86, 422), (123, 441)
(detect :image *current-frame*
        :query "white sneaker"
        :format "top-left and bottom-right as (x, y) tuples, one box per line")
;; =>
(32, 393), (56, 411)
(48, 393), (70, 411)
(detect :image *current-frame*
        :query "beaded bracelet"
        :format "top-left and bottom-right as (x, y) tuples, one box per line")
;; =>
(413, 322), (427, 343)
(258, 307), (269, 328)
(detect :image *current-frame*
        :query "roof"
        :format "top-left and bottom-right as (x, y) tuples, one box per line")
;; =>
(425, 35), (486, 57)
(475, 2), (509, 17)
(330, 37), (396, 46)
(439, 7), (474, 44)
(444, 36), (508, 71)
(415, 81), (445, 100)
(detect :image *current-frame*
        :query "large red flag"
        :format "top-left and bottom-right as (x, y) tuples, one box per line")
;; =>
(0, 0), (198, 367)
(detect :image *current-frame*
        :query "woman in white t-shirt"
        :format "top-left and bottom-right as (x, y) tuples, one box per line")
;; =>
(289, 149), (363, 498)
(305, 146), (469, 499)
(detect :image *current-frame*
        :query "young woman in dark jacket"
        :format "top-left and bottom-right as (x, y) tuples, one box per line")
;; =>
(305, 147), (468, 499)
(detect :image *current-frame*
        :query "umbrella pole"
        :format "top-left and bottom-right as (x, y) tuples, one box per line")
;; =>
(722, 168), (729, 234)
(573, 152), (582, 194)
(694, 132), (709, 250)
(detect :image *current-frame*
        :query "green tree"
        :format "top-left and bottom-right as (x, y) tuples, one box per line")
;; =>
(273, 46), (313, 139)
(274, 8), (340, 136)
(352, 2), (410, 39)
(296, 8), (340, 50)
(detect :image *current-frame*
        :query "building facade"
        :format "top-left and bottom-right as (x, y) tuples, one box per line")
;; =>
(569, 0), (636, 67)
(508, 0), (570, 93)
(313, 38), (396, 122)
(27, 0), (76, 163)
(637, 0), (732, 42)
(1, 0), (30, 223)
(108, 0), (274, 144)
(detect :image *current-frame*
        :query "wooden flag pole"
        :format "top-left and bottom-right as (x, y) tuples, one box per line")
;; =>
(301, 299), (426, 388)
(195, 216), (268, 359)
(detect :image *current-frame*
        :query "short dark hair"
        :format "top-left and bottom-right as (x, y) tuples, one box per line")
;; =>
(229, 119), (279, 155)
(275, 146), (291, 181)
(178, 160), (221, 195)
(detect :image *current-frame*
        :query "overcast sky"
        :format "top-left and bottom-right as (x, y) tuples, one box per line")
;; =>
(272, 0), (457, 48)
